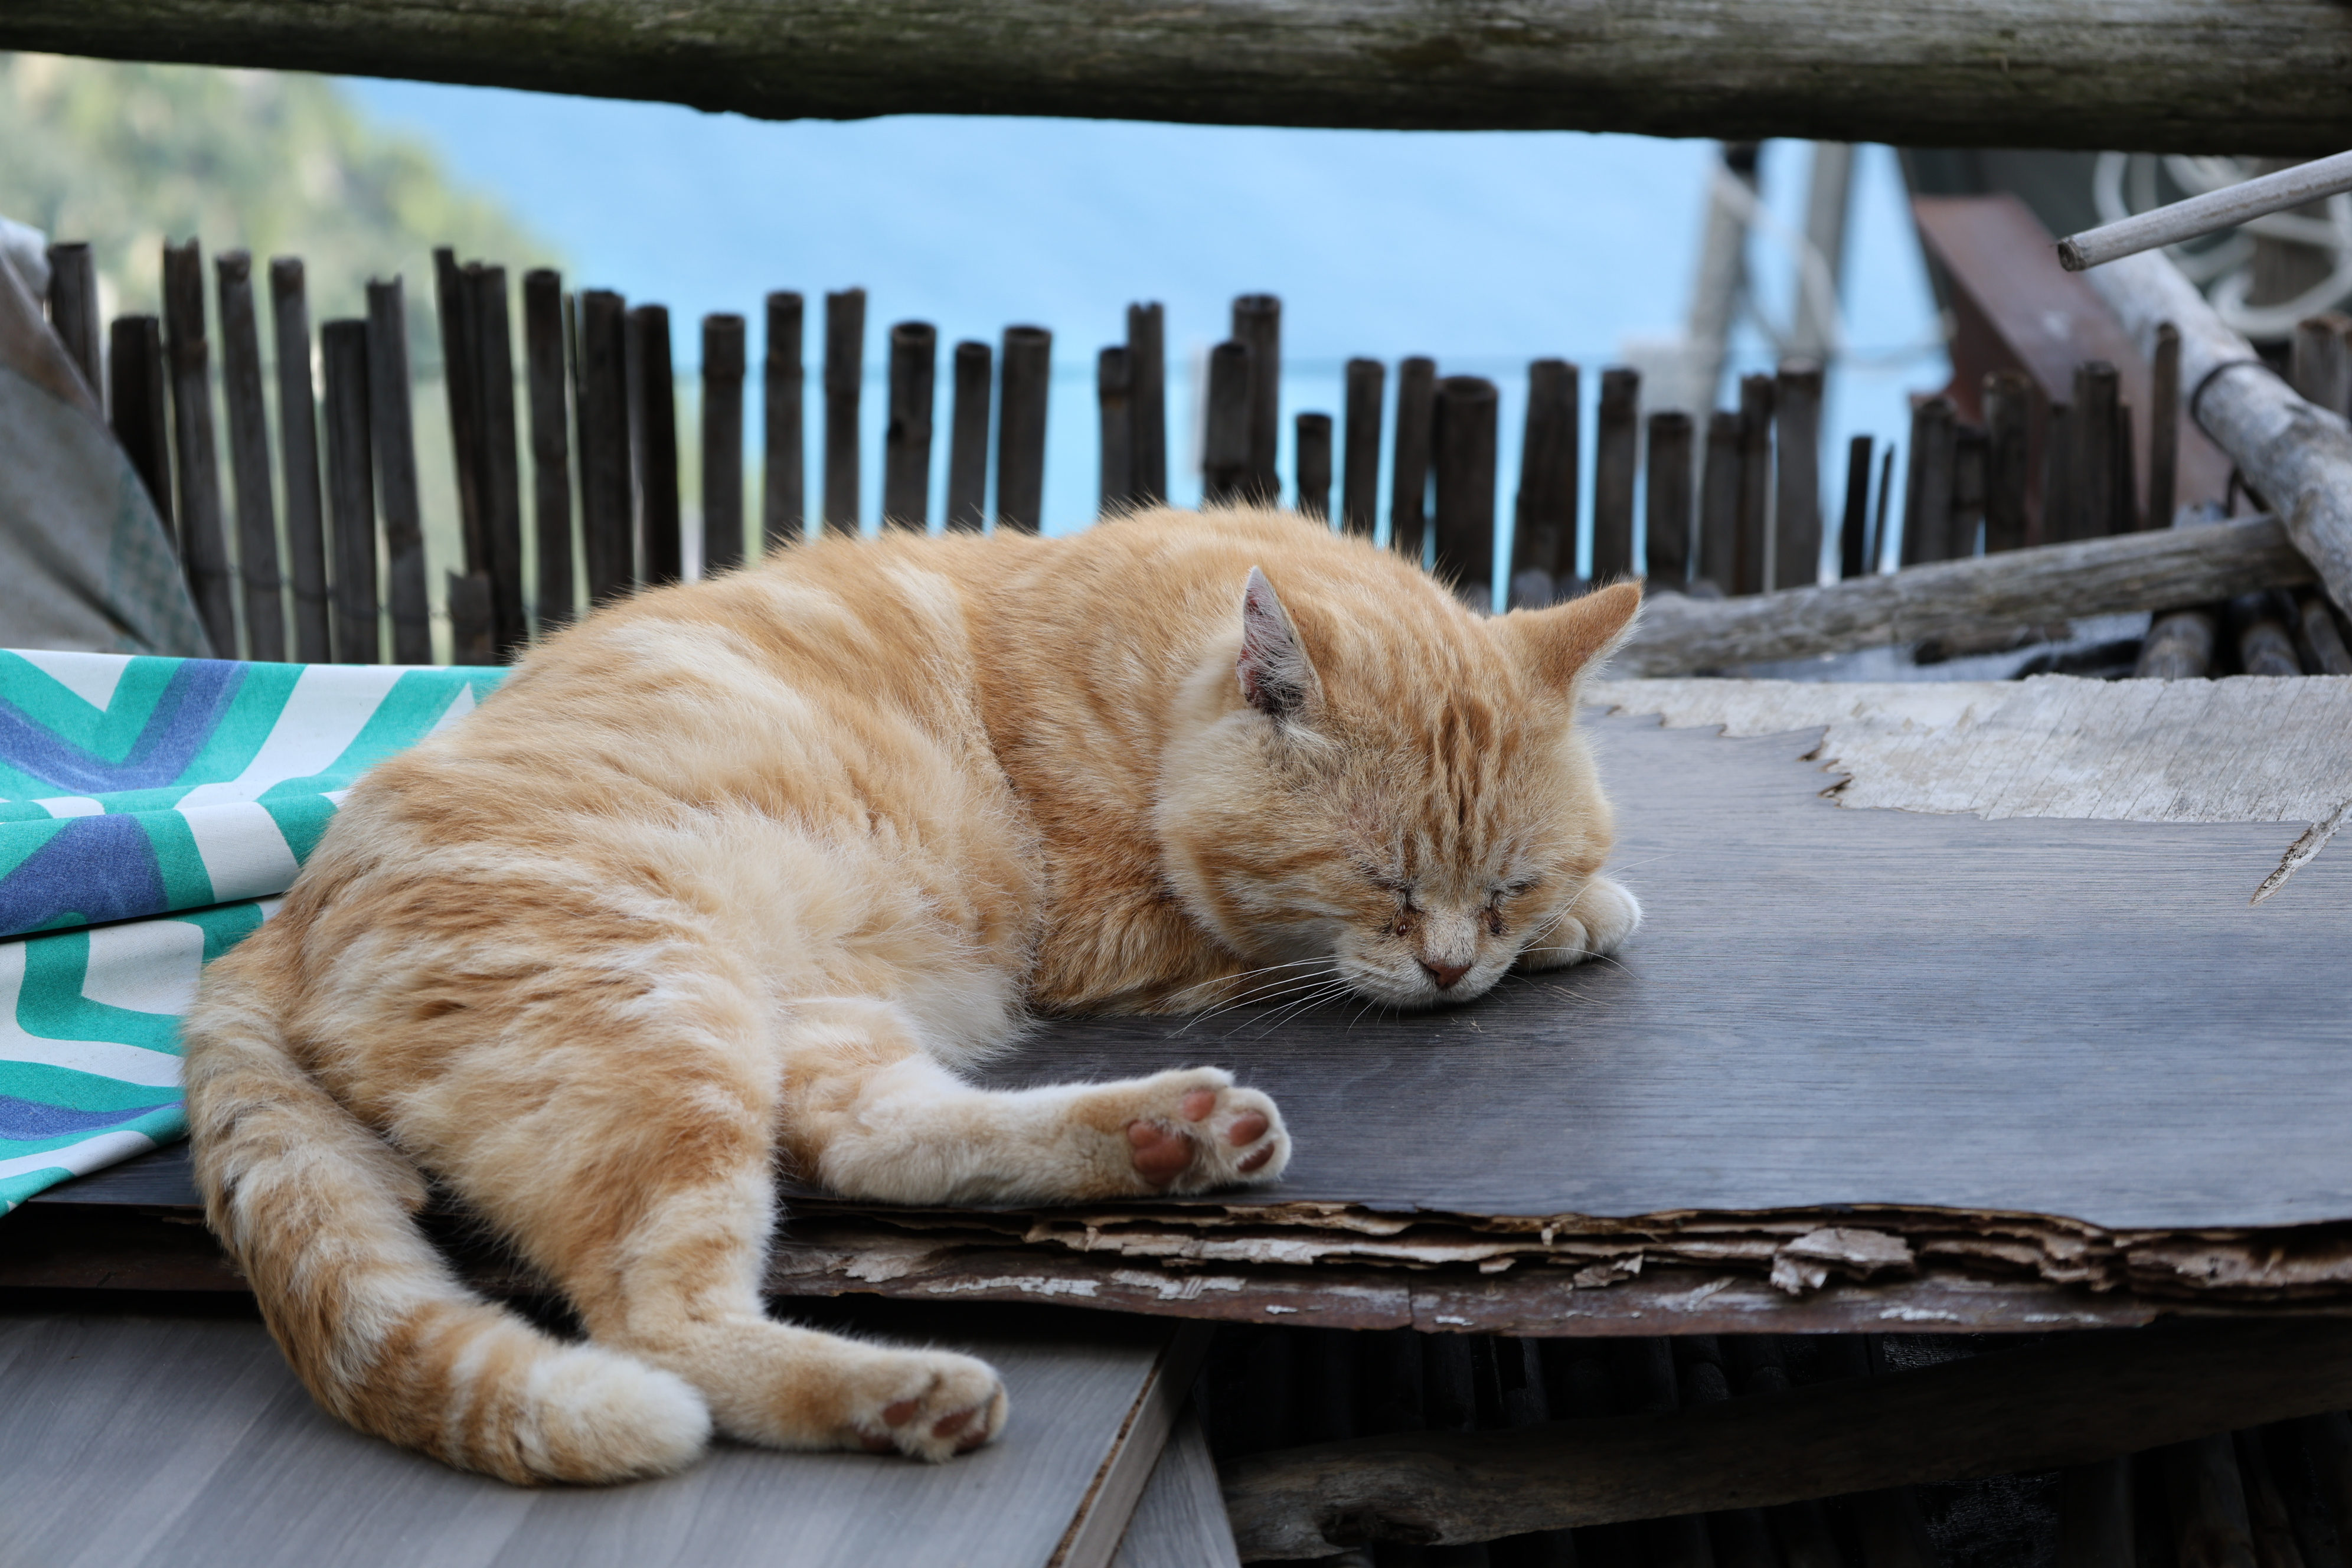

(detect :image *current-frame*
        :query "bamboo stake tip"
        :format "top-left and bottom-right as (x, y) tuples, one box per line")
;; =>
(2056, 237), (2090, 272)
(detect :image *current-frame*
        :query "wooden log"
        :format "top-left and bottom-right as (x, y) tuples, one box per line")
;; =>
(1984, 370), (2033, 554)
(162, 240), (236, 656)
(267, 260), (331, 662)
(882, 319), (936, 530)
(1513, 358), (1577, 584)
(364, 277), (432, 664)
(319, 319), (378, 664)
(1224, 1324), (2352, 1561)
(43, 241), (101, 403)
(433, 248), (486, 583)
(946, 338), (991, 533)
(2075, 360), (2122, 541)
(632, 305), (682, 584)
(702, 312), (747, 573)
(1901, 396), (1957, 567)
(1097, 344), (1132, 516)
(823, 287), (864, 534)
(1203, 339), (1255, 508)
(1613, 512), (2309, 677)
(2163, 1434), (2262, 1568)
(1591, 368), (1638, 584)
(2233, 1429), (2308, 1568)
(108, 316), (172, 534)
(1643, 410), (1693, 590)
(1232, 294), (1280, 506)
(1771, 358), (1822, 591)
(18, 1), (2352, 154)
(575, 289), (633, 603)
(2230, 591), (2304, 676)
(1734, 373), (1773, 596)
(1837, 435), (1874, 581)
(1952, 423), (1988, 559)
(2292, 589), (2352, 675)
(466, 265), (525, 656)
(2062, 151), (2352, 270)
(214, 250), (286, 662)
(995, 324), (1050, 533)
(2058, 1458), (2135, 1568)
(762, 290), (805, 550)
(521, 269), (573, 630)
(2150, 322), (2184, 530)
(1697, 411), (1743, 594)
(1126, 302), (1167, 506)
(1432, 377), (1498, 601)
(2136, 607), (2220, 679)
(1340, 358), (1384, 540)
(1873, 446), (1896, 576)
(2291, 313), (2350, 418)
(2085, 247), (2352, 618)
(1294, 411), (1332, 522)
(1390, 357), (1435, 563)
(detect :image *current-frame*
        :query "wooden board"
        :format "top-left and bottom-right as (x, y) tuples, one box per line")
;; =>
(0, 1299), (1197, 1568)
(1111, 1410), (1242, 1568)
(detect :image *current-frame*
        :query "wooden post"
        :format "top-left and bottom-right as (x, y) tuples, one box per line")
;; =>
(2161, 1435), (2262, 1568)
(521, 269), (573, 632)
(2043, 398), (2079, 547)
(946, 339), (991, 533)
(2230, 590), (2303, 675)
(1592, 367), (1639, 584)
(267, 260), (330, 663)
(1952, 424), (1988, 560)
(1202, 339), (1254, 507)
(1698, 410), (1742, 592)
(1096, 344), (1132, 515)
(365, 277), (432, 665)
(2075, 360), (2122, 540)
(162, 240), (236, 656)
(433, 248), (487, 587)
(109, 316), (172, 535)
(1390, 356), (1435, 563)
(43, 241), (102, 403)
(1341, 358), (1384, 538)
(1734, 373), (1774, 595)
(823, 287), (865, 534)
(1513, 358), (1577, 585)
(1984, 370), (2034, 554)
(1232, 293), (1280, 505)
(2057, 1458), (2134, 1568)
(633, 305), (682, 584)
(1295, 411), (1332, 522)
(2148, 322), (2182, 531)
(1644, 410), (1694, 589)
(1902, 396), (1958, 567)
(995, 324), (1050, 533)
(445, 573), (495, 666)
(702, 313), (747, 573)
(1772, 358), (1823, 591)
(1873, 445), (1896, 574)
(1839, 435), (1874, 579)
(2292, 312), (2351, 416)
(762, 290), (805, 551)
(215, 251), (286, 661)
(466, 265), (525, 657)
(883, 319), (936, 530)
(1432, 375), (1498, 602)
(2136, 607), (2220, 678)
(2116, 400), (2140, 533)
(575, 289), (633, 603)
(320, 319), (378, 664)
(1126, 302), (1167, 506)
(2292, 590), (2352, 674)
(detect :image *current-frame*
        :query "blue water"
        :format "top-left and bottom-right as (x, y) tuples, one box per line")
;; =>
(342, 81), (1948, 574)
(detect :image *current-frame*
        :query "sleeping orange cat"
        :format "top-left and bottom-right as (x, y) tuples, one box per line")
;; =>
(180, 507), (1642, 1484)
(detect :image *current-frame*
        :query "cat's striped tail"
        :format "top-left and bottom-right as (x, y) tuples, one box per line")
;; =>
(181, 978), (712, 1485)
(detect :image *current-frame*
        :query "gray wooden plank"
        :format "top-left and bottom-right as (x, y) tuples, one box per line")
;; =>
(0, 1304), (1177, 1568)
(1110, 1408), (1241, 1568)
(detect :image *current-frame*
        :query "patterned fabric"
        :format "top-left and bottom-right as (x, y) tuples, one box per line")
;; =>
(0, 651), (504, 1211)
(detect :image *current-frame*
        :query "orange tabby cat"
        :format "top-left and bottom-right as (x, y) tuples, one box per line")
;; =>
(181, 506), (1642, 1484)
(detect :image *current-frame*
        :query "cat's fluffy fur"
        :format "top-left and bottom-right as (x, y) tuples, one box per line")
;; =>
(181, 507), (1642, 1484)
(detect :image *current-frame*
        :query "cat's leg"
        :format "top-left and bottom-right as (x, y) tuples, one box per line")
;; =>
(1516, 872), (1642, 972)
(780, 997), (1289, 1205)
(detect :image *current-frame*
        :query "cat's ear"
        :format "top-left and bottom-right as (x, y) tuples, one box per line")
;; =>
(1501, 580), (1643, 691)
(1236, 567), (1323, 723)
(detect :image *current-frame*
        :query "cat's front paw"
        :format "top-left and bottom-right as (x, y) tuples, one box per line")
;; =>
(841, 1347), (1008, 1463)
(1517, 873), (1641, 972)
(1079, 1067), (1290, 1197)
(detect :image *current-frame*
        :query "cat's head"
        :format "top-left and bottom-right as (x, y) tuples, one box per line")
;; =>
(1155, 566), (1641, 1010)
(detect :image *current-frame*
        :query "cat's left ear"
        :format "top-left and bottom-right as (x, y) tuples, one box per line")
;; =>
(1500, 580), (1643, 692)
(1237, 567), (1324, 723)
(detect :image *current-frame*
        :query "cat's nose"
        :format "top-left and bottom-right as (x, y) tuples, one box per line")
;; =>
(1422, 959), (1471, 990)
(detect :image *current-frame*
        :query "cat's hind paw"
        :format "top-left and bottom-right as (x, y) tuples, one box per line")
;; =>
(842, 1348), (1008, 1464)
(1517, 873), (1641, 972)
(1083, 1067), (1290, 1196)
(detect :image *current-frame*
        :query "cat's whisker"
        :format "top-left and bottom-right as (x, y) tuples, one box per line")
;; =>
(1179, 963), (1344, 1032)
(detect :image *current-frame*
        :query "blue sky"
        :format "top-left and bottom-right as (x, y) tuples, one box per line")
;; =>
(345, 80), (1947, 573)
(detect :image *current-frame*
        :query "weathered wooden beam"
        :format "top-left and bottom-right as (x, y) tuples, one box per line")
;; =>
(1613, 512), (2311, 676)
(8, 1), (2352, 153)
(2083, 249), (2352, 621)
(1221, 1322), (2352, 1560)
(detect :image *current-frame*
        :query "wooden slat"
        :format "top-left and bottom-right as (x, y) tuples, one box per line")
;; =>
(945, 339), (991, 533)
(521, 269), (574, 631)
(1111, 1410), (1242, 1568)
(762, 291), (805, 551)
(162, 240), (237, 655)
(269, 260), (332, 662)
(883, 320), (935, 531)
(364, 277), (432, 664)
(215, 250), (286, 661)
(1387, 357), (1433, 563)
(469, 264), (527, 656)
(702, 313), (747, 574)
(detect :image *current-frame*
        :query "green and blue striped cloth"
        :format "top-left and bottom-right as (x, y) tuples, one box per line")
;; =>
(0, 650), (504, 1211)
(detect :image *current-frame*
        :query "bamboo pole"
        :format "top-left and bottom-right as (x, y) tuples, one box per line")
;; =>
(1341, 358), (1383, 539)
(1126, 303), (1167, 506)
(521, 269), (573, 629)
(469, 264), (525, 656)
(822, 288), (864, 534)
(1096, 344), (1132, 516)
(762, 290), (805, 550)
(43, 242), (101, 404)
(215, 251), (286, 661)
(1293, 411), (1332, 522)
(575, 289), (633, 603)
(1592, 368), (1638, 584)
(320, 319), (378, 665)
(109, 316), (172, 536)
(1513, 358), (1577, 584)
(995, 325), (1050, 533)
(1203, 340), (1255, 508)
(1233, 295), (1281, 507)
(1643, 410), (1694, 589)
(883, 319), (936, 530)
(1431, 375), (1497, 598)
(162, 240), (236, 655)
(946, 339), (991, 533)
(1389, 357), (1435, 563)
(703, 313), (747, 572)
(632, 304), (681, 585)
(364, 277), (432, 664)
